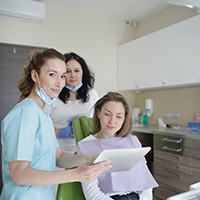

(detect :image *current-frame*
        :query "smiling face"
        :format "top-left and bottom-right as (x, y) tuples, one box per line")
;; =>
(65, 59), (83, 87)
(97, 101), (125, 138)
(36, 58), (66, 99)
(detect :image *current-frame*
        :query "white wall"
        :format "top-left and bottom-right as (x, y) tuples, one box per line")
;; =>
(0, 4), (136, 97)
(135, 6), (196, 38)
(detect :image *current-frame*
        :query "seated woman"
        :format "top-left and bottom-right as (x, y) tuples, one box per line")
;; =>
(78, 92), (158, 200)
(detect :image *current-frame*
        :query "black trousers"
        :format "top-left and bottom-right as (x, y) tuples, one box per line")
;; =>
(111, 192), (139, 200)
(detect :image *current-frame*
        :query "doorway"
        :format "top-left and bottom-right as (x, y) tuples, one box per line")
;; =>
(0, 43), (45, 193)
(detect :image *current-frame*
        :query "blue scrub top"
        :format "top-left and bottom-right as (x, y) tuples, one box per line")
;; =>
(0, 98), (59, 200)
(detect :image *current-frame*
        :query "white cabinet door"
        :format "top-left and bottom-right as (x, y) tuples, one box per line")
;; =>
(118, 41), (139, 90)
(165, 15), (200, 86)
(118, 30), (167, 90)
(118, 15), (200, 91)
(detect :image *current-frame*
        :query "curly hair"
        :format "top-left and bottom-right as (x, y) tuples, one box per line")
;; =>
(92, 92), (133, 137)
(58, 52), (95, 103)
(17, 48), (65, 102)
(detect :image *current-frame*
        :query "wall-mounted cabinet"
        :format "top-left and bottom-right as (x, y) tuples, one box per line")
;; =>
(118, 15), (200, 91)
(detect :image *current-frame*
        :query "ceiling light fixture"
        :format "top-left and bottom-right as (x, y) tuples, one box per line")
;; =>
(165, 0), (200, 13)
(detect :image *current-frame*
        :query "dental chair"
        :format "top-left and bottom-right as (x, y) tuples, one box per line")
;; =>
(166, 182), (200, 200)
(56, 116), (93, 200)
(166, 188), (200, 200)
(190, 182), (200, 191)
(72, 116), (93, 143)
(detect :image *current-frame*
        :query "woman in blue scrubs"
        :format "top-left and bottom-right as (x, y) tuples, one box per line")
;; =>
(0, 48), (111, 200)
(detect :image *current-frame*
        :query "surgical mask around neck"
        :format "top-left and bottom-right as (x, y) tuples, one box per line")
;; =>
(34, 71), (56, 105)
(65, 82), (83, 92)
(35, 88), (56, 105)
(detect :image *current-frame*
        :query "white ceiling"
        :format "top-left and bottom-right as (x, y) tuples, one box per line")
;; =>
(44, 0), (170, 21)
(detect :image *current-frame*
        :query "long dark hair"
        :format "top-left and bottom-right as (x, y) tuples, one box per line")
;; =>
(59, 52), (95, 103)
(17, 48), (65, 102)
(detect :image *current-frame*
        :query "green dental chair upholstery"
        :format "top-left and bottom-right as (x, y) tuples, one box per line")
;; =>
(72, 116), (93, 143)
(56, 182), (85, 200)
(56, 116), (93, 200)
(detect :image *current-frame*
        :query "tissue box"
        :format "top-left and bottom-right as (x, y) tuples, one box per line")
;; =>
(187, 122), (200, 131)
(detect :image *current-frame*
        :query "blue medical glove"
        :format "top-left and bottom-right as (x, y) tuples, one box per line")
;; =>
(58, 121), (74, 138)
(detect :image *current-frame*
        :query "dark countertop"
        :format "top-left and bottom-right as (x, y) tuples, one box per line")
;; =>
(132, 125), (200, 140)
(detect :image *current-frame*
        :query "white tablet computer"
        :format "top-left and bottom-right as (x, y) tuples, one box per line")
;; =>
(93, 147), (151, 173)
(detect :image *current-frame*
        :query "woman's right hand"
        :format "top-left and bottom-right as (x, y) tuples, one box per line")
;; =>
(73, 160), (111, 182)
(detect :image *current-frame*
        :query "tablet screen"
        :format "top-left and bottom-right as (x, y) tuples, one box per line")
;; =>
(93, 147), (151, 173)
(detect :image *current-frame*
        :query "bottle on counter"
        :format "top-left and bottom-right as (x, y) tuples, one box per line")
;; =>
(142, 113), (148, 125)
(132, 107), (141, 125)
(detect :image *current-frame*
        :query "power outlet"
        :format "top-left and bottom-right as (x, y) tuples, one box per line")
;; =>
(164, 112), (180, 119)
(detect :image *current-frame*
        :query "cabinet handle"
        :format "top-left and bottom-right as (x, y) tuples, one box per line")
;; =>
(162, 146), (182, 152)
(162, 137), (182, 143)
